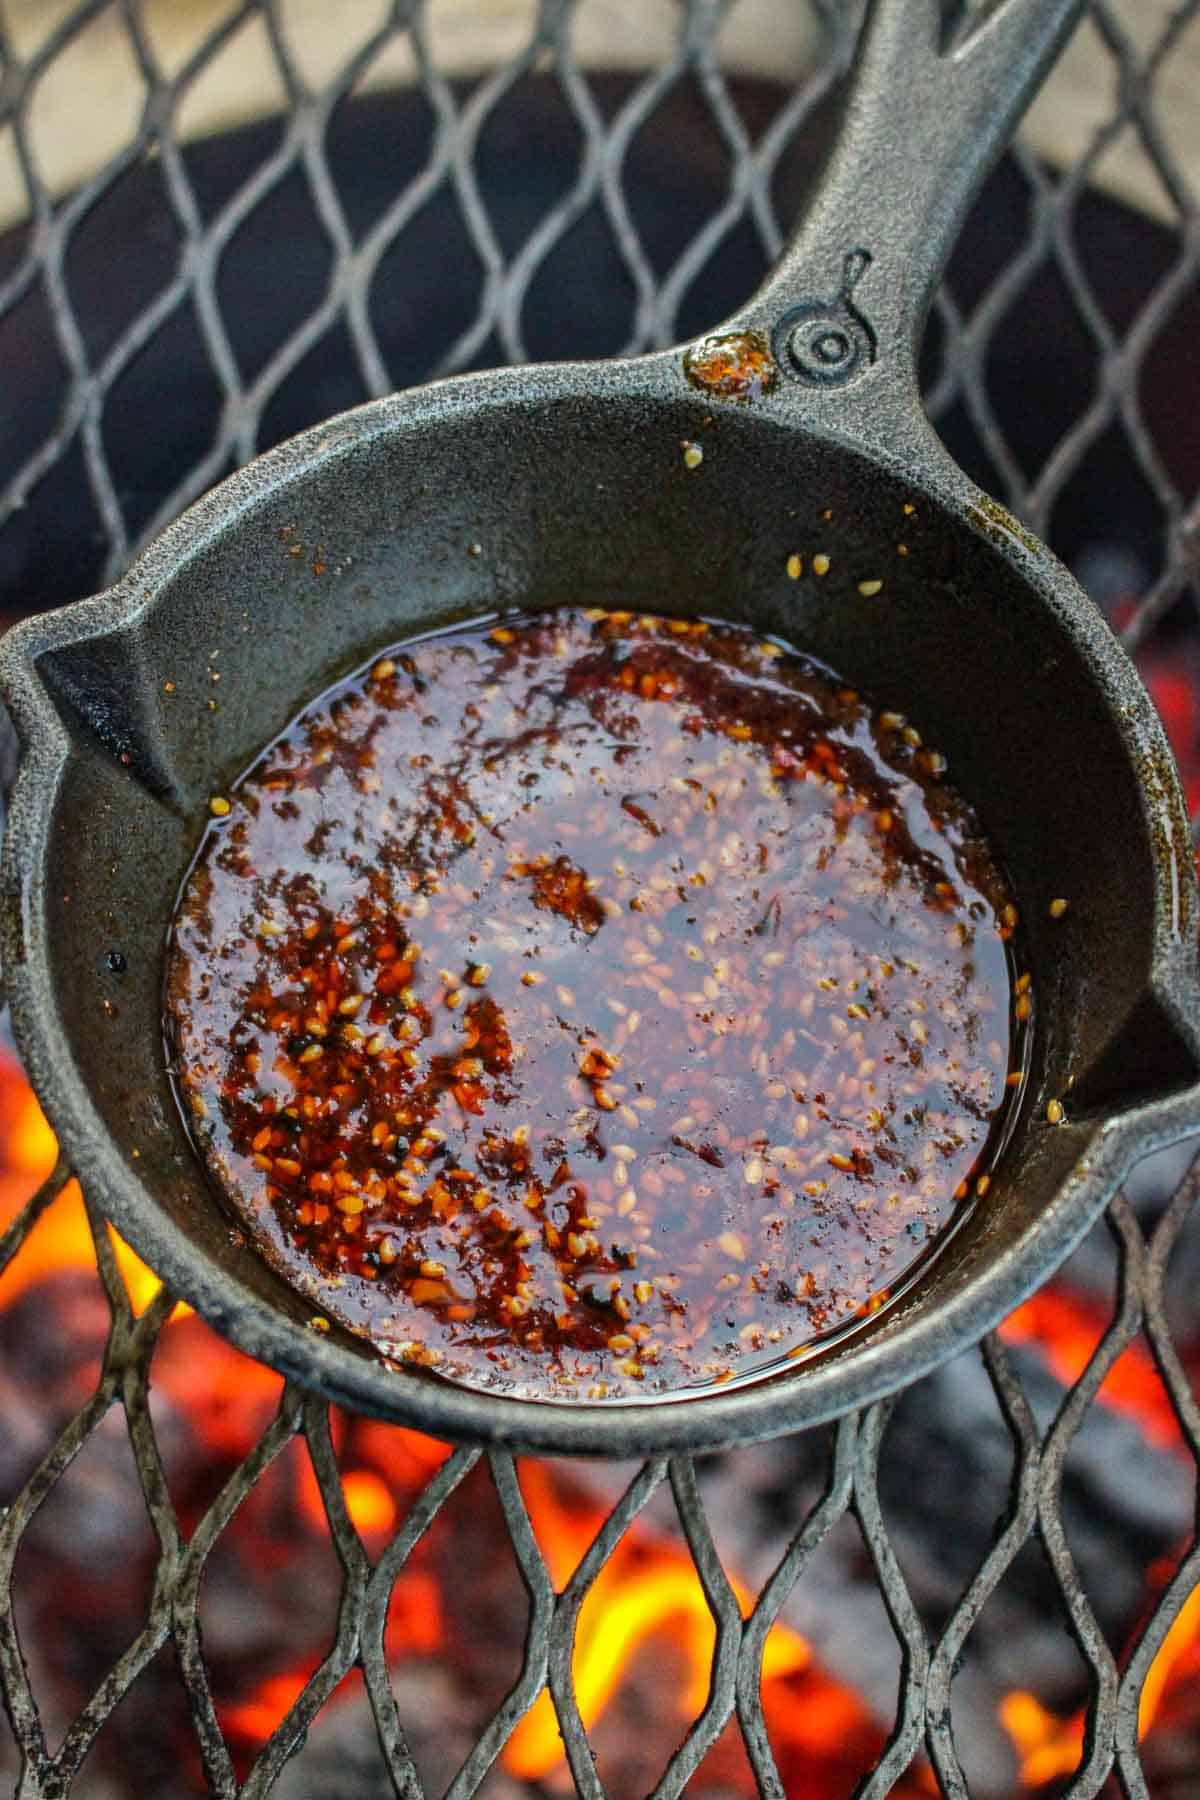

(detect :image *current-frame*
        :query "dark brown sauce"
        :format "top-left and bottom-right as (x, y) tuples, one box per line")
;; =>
(166, 609), (1024, 1399)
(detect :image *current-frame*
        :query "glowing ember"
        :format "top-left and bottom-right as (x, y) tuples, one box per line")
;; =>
(222, 1669), (311, 1745)
(998, 1290), (1184, 1454)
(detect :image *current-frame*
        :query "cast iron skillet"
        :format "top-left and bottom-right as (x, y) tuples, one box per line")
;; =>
(2, 0), (1199, 1456)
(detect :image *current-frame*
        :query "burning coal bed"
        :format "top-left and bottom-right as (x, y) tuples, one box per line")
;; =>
(2, 1052), (1200, 1797)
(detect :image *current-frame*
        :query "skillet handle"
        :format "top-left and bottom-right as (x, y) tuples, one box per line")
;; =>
(724, 0), (1087, 412)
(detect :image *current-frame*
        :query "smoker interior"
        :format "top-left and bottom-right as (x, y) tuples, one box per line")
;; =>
(18, 377), (1194, 1423)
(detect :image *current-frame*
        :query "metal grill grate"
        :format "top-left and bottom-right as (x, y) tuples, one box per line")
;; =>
(1, 1), (1200, 1794)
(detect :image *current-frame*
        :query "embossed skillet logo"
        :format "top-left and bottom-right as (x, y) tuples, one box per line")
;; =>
(773, 248), (876, 387)
(682, 249), (876, 400)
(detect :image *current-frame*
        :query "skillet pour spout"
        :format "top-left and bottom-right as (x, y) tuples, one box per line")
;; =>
(2, 0), (1199, 1456)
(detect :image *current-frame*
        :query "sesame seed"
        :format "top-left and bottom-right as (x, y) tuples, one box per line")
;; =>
(786, 554), (803, 580)
(857, 579), (883, 597)
(812, 553), (830, 576)
(1049, 897), (1069, 919)
(1046, 1098), (1065, 1126)
(208, 795), (231, 816)
(682, 441), (704, 469)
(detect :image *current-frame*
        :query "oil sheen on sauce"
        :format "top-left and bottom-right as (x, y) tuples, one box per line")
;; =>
(166, 609), (1023, 1400)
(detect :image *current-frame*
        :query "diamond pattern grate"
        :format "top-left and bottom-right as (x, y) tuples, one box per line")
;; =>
(1, 0), (1200, 1794)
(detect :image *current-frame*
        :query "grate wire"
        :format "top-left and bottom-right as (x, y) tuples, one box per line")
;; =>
(2, 0), (1200, 1793)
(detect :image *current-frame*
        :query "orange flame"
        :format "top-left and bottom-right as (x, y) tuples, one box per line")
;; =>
(342, 1468), (398, 1537)
(3, 1072), (58, 1181)
(0, 1173), (179, 1318)
(0, 1057), (185, 1320)
(1002, 1578), (1200, 1787)
(1001, 1690), (1085, 1788)
(504, 1463), (877, 1782)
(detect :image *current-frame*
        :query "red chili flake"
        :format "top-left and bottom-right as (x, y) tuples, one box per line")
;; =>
(512, 853), (606, 935)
